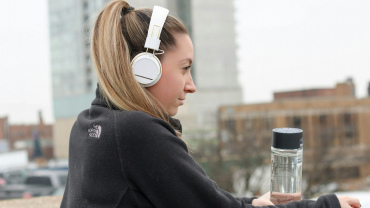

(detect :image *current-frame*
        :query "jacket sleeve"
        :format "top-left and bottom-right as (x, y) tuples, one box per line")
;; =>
(115, 111), (341, 208)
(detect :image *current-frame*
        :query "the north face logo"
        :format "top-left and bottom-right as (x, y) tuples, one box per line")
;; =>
(88, 124), (102, 138)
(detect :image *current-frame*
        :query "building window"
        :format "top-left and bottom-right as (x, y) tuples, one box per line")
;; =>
(338, 112), (358, 146)
(319, 114), (327, 126)
(84, 14), (89, 22)
(83, 1), (88, 10)
(87, 79), (92, 90)
(243, 118), (252, 132)
(260, 117), (273, 150)
(226, 119), (236, 141)
(344, 113), (351, 124)
(176, 0), (192, 38)
(265, 117), (272, 130)
(344, 113), (353, 138)
(338, 166), (360, 179)
(293, 116), (301, 129)
(286, 116), (302, 129)
(313, 114), (335, 148)
(176, 0), (195, 82)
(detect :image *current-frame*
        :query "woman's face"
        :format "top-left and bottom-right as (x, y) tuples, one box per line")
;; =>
(147, 33), (196, 116)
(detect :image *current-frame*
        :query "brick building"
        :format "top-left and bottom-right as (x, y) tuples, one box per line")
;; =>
(218, 79), (370, 192)
(0, 117), (10, 152)
(274, 78), (355, 101)
(0, 112), (53, 160)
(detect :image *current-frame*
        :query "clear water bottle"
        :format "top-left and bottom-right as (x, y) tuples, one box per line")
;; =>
(270, 128), (303, 205)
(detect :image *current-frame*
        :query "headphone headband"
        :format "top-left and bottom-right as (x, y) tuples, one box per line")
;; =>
(131, 6), (169, 87)
(144, 6), (169, 51)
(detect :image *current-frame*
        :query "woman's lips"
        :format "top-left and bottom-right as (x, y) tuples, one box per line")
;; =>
(179, 98), (185, 105)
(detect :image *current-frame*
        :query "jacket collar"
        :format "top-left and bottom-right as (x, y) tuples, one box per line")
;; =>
(92, 84), (182, 133)
(91, 84), (119, 110)
(168, 115), (182, 133)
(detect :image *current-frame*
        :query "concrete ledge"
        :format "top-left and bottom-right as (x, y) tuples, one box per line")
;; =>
(0, 196), (62, 208)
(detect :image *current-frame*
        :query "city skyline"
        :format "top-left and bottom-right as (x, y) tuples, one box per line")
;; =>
(1, 0), (370, 124)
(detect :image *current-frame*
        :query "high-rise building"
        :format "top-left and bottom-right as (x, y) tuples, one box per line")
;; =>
(49, 0), (111, 158)
(49, 0), (242, 158)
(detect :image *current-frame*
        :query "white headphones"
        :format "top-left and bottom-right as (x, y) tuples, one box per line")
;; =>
(131, 6), (169, 87)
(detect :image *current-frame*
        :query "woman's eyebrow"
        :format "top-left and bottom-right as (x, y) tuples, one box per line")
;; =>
(179, 58), (192, 65)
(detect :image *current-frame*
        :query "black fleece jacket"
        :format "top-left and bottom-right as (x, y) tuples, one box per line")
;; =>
(61, 87), (341, 208)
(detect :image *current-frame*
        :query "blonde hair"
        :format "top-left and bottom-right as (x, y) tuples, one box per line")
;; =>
(91, 0), (188, 137)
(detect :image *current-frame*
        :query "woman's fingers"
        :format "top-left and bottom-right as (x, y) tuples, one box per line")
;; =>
(259, 192), (271, 201)
(252, 198), (274, 206)
(337, 196), (361, 208)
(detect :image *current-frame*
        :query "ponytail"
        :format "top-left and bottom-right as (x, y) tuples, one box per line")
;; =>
(91, 0), (188, 137)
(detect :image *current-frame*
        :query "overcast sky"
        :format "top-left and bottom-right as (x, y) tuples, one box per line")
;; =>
(0, 0), (51, 124)
(235, 0), (370, 103)
(0, 0), (369, 124)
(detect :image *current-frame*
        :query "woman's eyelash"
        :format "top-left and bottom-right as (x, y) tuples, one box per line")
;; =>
(183, 66), (191, 70)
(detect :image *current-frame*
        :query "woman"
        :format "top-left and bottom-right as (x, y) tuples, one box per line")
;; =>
(61, 1), (361, 207)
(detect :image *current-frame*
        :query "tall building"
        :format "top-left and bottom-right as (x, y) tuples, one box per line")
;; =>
(49, 0), (110, 158)
(48, 0), (242, 158)
(218, 80), (370, 192)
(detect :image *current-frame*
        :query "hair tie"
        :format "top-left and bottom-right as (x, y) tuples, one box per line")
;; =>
(122, 6), (135, 16)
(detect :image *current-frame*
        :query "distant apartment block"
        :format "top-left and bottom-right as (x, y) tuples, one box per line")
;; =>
(218, 79), (370, 191)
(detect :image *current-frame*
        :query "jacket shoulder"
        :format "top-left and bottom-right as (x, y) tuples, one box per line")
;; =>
(113, 110), (177, 138)
(114, 110), (155, 123)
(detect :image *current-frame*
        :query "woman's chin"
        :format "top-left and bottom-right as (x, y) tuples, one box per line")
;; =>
(168, 108), (178, 117)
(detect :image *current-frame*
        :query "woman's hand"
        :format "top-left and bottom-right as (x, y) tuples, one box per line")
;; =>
(252, 192), (274, 206)
(338, 196), (361, 208)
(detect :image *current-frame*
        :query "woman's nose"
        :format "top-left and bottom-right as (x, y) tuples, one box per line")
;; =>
(185, 75), (196, 93)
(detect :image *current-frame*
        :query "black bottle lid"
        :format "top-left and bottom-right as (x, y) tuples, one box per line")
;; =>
(272, 128), (303, 149)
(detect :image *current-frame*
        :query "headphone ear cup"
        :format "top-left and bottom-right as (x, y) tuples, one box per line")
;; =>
(131, 52), (162, 87)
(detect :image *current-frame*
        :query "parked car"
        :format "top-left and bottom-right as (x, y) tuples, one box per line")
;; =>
(0, 170), (67, 200)
(51, 187), (65, 196)
(0, 169), (27, 186)
(0, 177), (6, 186)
